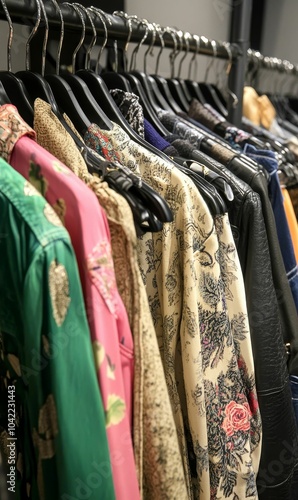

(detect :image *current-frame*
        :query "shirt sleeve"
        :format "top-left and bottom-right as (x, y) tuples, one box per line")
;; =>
(22, 239), (115, 500)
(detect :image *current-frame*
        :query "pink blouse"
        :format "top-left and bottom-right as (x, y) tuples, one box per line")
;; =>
(0, 104), (140, 500)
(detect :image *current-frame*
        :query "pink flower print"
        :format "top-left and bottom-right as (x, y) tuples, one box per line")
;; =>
(87, 240), (118, 318)
(222, 401), (251, 437)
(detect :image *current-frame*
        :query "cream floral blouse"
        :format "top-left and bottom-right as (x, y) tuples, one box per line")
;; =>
(83, 122), (262, 500)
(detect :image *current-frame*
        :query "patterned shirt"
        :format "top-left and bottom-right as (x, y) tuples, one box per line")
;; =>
(0, 104), (140, 500)
(33, 98), (189, 500)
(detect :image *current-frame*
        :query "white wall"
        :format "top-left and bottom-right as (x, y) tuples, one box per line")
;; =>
(262, 0), (298, 63)
(0, 22), (29, 72)
(124, 0), (232, 80)
(259, 0), (298, 94)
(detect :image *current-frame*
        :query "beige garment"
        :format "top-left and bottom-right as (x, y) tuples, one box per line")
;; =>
(83, 122), (262, 500)
(257, 94), (276, 129)
(243, 86), (276, 129)
(33, 99), (188, 500)
(243, 87), (261, 126)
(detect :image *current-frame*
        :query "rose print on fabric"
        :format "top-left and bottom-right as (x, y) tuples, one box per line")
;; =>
(222, 401), (251, 436)
(83, 122), (262, 499)
(87, 240), (118, 318)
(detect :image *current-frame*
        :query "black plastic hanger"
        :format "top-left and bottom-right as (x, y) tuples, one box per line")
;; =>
(19, 0), (167, 232)
(198, 82), (228, 116)
(51, 3), (173, 230)
(130, 22), (172, 112)
(58, 3), (112, 130)
(103, 17), (170, 135)
(121, 73), (169, 136)
(198, 37), (228, 116)
(88, 160), (164, 233)
(146, 26), (183, 114)
(185, 80), (207, 104)
(177, 34), (207, 104)
(64, 73), (113, 130)
(163, 29), (190, 112)
(175, 155), (234, 204)
(0, 81), (10, 105)
(146, 75), (173, 112)
(0, 0), (34, 125)
(150, 75), (182, 113)
(172, 157), (226, 215)
(102, 72), (132, 92)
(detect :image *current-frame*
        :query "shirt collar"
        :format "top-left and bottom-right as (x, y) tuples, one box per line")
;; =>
(0, 104), (36, 162)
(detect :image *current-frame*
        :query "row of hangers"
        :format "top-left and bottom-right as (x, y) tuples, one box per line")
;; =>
(0, 0), (267, 231)
(245, 49), (298, 185)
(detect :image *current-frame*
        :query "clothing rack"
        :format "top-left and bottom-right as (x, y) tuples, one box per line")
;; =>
(0, 1), (239, 57)
(248, 49), (298, 76)
(0, 0), (247, 124)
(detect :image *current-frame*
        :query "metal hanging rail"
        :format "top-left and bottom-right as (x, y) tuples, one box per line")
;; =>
(247, 49), (298, 76)
(228, 0), (253, 126)
(0, 1), (241, 59)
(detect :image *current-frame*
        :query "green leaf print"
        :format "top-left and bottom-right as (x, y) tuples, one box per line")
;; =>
(105, 395), (126, 428)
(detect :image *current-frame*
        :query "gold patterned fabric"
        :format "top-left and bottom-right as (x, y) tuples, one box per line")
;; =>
(34, 98), (90, 181)
(33, 101), (188, 500)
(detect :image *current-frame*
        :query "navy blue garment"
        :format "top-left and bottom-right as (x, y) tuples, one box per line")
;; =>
(143, 118), (179, 156)
(244, 143), (298, 312)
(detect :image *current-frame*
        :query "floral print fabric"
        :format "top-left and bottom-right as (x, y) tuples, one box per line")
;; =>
(33, 99), (188, 500)
(87, 178), (188, 500)
(84, 122), (262, 499)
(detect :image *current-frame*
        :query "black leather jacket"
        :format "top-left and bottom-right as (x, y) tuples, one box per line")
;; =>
(226, 154), (298, 375)
(188, 150), (298, 499)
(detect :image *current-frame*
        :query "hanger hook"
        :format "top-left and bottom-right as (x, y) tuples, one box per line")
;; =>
(113, 11), (132, 72)
(203, 37), (217, 82)
(38, 0), (49, 77)
(155, 24), (165, 75)
(0, 0), (13, 72)
(170, 28), (182, 78)
(251, 50), (262, 88)
(75, 4), (97, 70)
(50, 0), (64, 75)
(25, 0), (41, 71)
(220, 41), (238, 108)
(129, 18), (149, 71)
(62, 3), (85, 74)
(89, 8), (111, 74)
(178, 31), (190, 79)
(188, 34), (200, 80)
(164, 27), (178, 78)
(144, 21), (156, 74)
